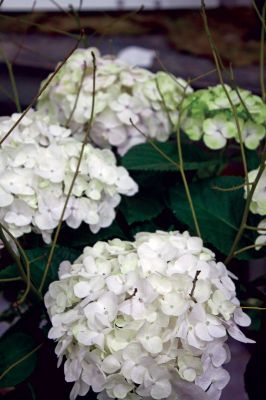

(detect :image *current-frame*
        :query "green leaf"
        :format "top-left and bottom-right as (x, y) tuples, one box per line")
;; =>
(0, 264), (18, 280)
(169, 176), (253, 258)
(119, 194), (164, 225)
(0, 333), (38, 387)
(67, 221), (126, 247)
(1, 246), (79, 291)
(246, 149), (261, 170)
(131, 220), (159, 237)
(121, 141), (224, 172)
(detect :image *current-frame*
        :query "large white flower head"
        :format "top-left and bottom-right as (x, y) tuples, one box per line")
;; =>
(182, 84), (266, 150)
(0, 112), (138, 243)
(244, 165), (266, 216)
(45, 230), (253, 400)
(37, 47), (192, 155)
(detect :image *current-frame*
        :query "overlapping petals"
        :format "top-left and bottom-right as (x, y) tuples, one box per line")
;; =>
(182, 84), (266, 150)
(37, 48), (192, 155)
(45, 230), (253, 400)
(0, 113), (138, 243)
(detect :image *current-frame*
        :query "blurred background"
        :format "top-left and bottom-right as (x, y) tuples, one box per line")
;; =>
(0, 1), (265, 400)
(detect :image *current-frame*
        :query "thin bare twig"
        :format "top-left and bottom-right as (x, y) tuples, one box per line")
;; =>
(39, 51), (97, 293)
(0, 32), (83, 145)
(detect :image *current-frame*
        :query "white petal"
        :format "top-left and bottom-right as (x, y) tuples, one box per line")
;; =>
(234, 308), (251, 327)
(102, 355), (120, 374)
(227, 324), (255, 343)
(74, 281), (91, 298)
(150, 379), (172, 400)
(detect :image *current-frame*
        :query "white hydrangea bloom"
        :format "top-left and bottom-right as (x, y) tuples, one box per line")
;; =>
(37, 48), (192, 155)
(244, 165), (266, 216)
(45, 230), (253, 400)
(0, 113), (138, 243)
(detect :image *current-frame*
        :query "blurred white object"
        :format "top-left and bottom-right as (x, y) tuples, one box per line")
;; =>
(118, 46), (156, 67)
(1, 0), (220, 11)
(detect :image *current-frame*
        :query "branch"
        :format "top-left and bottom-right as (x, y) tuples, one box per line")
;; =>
(0, 343), (43, 382)
(0, 31), (83, 145)
(201, 0), (250, 195)
(38, 51), (97, 293)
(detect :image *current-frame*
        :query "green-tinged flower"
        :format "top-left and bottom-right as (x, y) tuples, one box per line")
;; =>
(236, 120), (265, 150)
(202, 114), (237, 150)
(182, 83), (266, 151)
(182, 117), (203, 141)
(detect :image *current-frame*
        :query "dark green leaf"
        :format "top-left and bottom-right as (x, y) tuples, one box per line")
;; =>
(169, 176), (254, 258)
(28, 246), (79, 289)
(0, 264), (19, 280)
(121, 141), (224, 172)
(68, 221), (126, 247)
(119, 194), (164, 225)
(1, 246), (79, 291)
(0, 333), (38, 387)
(246, 149), (261, 170)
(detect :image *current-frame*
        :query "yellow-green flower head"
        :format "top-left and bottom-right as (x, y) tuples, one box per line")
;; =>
(182, 84), (266, 150)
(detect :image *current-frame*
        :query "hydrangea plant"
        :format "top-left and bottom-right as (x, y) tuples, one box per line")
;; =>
(37, 48), (192, 155)
(0, 4), (266, 400)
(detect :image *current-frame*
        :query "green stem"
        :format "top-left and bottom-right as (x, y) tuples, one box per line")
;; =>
(245, 224), (266, 232)
(0, 277), (22, 283)
(129, 120), (180, 170)
(38, 51), (97, 294)
(0, 46), (21, 112)
(233, 242), (266, 256)
(225, 156), (266, 264)
(252, 0), (266, 32)
(0, 225), (41, 302)
(176, 84), (202, 238)
(212, 183), (249, 192)
(65, 62), (87, 127)
(0, 343), (43, 382)
(201, 0), (250, 195)
(0, 224), (31, 304)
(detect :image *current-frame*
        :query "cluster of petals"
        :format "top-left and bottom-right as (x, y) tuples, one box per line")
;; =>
(0, 110), (138, 243)
(45, 230), (253, 400)
(244, 165), (266, 216)
(244, 166), (266, 250)
(37, 47), (192, 155)
(182, 84), (266, 150)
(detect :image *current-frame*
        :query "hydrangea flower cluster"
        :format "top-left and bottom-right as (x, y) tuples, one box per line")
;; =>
(45, 230), (253, 400)
(37, 48), (192, 155)
(181, 84), (266, 150)
(0, 110), (138, 243)
(244, 165), (266, 250)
